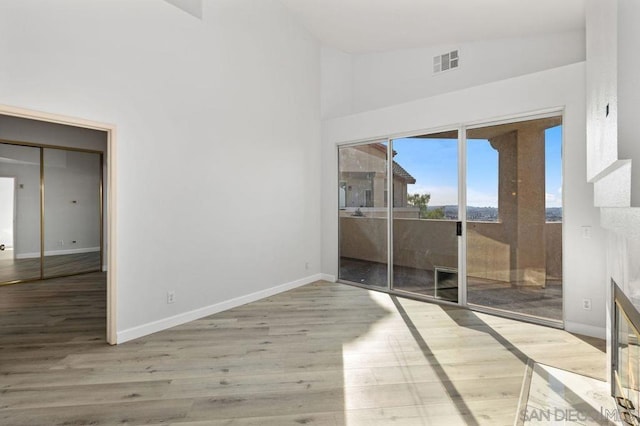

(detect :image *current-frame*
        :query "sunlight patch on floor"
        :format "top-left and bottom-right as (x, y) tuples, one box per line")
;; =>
(518, 363), (622, 425)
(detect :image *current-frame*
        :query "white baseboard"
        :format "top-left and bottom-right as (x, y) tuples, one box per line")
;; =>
(320, 273), (337, 282)
(46, 247), (100, 256)
(564, 321), (606, 339)
(16, 247), (100, 259)
(116, 273), (323, 344)
(15, 252), (39, 259)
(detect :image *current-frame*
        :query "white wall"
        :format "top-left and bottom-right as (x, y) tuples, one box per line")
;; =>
(617, 0), (640, 206)
(321, 47), (353, 119)
(585, 0), (640, 205)
(322, 30), (586, 118)
(0, 0), (322, 341)
(322, 63), (608, 337)
(43, 149), (101, 255)
(585, 0), (618, 181)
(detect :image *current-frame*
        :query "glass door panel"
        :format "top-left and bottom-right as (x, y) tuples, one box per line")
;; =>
(43, 148), (101, 278)
(466, 116), (563, 321)
(338, 141), (389, 287)
(391, 131), (459, 302)
(0, 143), (42, 283)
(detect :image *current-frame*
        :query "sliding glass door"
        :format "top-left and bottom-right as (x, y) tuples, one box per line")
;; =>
(338, 133), (460, 303)
(338, 141), (388, 288)
(465, 116), (563, 322)
(391, 131), (459, 303)
(337, 113), (563, 324)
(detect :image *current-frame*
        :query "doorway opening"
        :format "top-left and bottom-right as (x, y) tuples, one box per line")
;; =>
(0, 106), (116, 344)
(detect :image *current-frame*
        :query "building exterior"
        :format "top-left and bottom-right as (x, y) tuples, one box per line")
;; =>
(338, 143), (416, 212)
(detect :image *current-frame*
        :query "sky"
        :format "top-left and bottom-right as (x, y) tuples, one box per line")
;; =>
(392, 125), (563, 208)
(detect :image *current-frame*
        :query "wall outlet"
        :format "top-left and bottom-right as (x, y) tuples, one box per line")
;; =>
(167, 291), (175, 304)
(305, 262), (310, 270)
(582, 298), (592, 311)
(581, 226), (592, 239)
(58, 240), (64, 246)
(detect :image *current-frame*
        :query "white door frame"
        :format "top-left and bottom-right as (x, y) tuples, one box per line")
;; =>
(0, 104), (118, 345)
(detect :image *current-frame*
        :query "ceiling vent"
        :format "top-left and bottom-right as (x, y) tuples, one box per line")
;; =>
(433, 50), (459, 74)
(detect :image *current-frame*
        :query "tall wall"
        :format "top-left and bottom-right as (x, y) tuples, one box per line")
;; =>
(323, 30), (585, 118)
(617, 0), (640, 206)
(0, 0), (322, 342)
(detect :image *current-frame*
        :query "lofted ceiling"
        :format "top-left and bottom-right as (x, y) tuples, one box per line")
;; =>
(279, 0), (586, 54)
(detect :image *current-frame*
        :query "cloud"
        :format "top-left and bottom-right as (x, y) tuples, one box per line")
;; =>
(408, 185), (498, 207)
(408, 186), (564, 208)
(408, 184), (458, 206)
(466, 188), (498, 207)
(546, 192), (562, 207)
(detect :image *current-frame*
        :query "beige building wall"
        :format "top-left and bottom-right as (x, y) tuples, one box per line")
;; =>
(340, 217), (562, 283)
(339, 144), (414, 209)
(339, 145), (386, 208)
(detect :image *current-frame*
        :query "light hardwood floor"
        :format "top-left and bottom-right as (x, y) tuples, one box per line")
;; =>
(0, 273), (606, 425)
(0, 252), (101, 284)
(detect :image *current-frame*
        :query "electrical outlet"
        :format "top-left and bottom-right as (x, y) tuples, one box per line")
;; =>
(305, 262), (310, 270)
(58, 240), (64, 246)
(582, 298), (592, 311)
(167, 291), (175, 304)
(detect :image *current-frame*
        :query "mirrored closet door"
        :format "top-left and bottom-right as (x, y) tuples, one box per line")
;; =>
(43, 148), (102, 278)
(0, 141), (103, 285)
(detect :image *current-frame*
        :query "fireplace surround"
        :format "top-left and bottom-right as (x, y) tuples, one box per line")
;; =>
(612, 279), (640, 425)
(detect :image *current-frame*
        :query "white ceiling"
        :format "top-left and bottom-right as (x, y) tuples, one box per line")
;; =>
(279, 0), (586, 54)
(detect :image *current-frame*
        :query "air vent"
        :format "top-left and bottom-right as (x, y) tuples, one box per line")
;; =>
(433, 50), (459, 74)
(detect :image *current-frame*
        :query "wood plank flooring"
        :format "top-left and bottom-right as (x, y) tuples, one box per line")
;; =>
(0, 273), (606, 425)
(0, 252), (101, 284)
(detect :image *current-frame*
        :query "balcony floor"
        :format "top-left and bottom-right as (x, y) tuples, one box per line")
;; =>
(340, 257), (562, 322)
